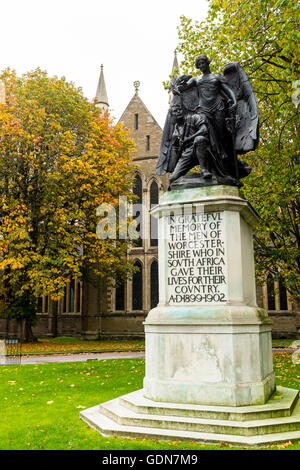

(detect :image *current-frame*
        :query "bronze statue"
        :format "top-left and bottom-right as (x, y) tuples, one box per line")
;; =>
(157, 55), (259, 189)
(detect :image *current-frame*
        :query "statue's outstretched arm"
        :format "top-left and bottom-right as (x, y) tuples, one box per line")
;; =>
(177, 76), (197, 93)
(220, 82), (237, 109)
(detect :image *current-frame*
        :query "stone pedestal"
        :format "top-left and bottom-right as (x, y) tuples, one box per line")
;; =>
(143, 186), (275, 406)
(80, 186), (300, 445)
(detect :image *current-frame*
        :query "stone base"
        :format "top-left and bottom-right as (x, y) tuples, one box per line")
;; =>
(170, 172), (241, 190)
(145, 187), (276, 407)
(80, 386), (300, 446)
(144, 305), (275, 406)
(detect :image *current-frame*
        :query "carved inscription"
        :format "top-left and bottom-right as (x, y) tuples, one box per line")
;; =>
(167, 212), (227, 304)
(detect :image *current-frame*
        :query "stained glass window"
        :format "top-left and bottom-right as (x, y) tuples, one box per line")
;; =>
(150, 260), (159, 309)
(116, 283), (125, 311)
(267, 274), (275, 310)
(132, 260), (143, 310)
(150, 181), (158, 247)
(279, 279), (288, 310)
(133, 175), (143, 247)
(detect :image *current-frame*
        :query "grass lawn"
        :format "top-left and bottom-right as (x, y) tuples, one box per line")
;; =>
(0, 351), (299, 450)
(20, 337), (145, 355)
(272, 339), (296, 348)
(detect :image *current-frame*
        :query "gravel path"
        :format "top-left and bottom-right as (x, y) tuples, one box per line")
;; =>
(1, 346), (296, 366)
(1, 351), (145, 365)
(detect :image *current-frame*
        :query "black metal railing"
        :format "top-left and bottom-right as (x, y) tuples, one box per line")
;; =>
(0, 339), (22, 365)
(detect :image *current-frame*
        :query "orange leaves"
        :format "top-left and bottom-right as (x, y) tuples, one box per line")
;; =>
(0, 67), (136, 318)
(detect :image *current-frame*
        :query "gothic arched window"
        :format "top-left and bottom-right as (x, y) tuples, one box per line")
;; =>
(150, 260), (159, 309)
(133, 175), (143, 247)
(37, 297), (43, 313)
(44, 296), (48, 313)
(69, 279), (75, 312)
(267, 274), (275, 310)
(77, 281), (81, 313)
(116, 283), (125, 311)
(150, 181), (158, 247)
(63, 285), (67, 313)
(132, 260), (143, 310)
(279, 279), (288, 311)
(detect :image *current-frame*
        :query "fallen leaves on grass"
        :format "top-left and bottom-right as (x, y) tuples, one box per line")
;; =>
(277, 441), (292, 449)
(21, 339), (145, 355)
(273, 351), (300, 388)
(269, 441), (293, 449)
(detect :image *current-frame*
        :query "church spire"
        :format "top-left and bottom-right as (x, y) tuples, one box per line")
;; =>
(171, 49), (180, 77)
(168, 50), (180, 104)
(95, 64), (109, 113)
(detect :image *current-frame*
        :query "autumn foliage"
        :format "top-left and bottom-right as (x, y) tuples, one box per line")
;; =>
(0, 69), (136, 339)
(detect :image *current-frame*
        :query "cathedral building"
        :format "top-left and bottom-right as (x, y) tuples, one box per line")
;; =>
(0, 59), (299, 340)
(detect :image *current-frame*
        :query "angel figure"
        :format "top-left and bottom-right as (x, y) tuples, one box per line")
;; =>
(157, 55), (259, 189)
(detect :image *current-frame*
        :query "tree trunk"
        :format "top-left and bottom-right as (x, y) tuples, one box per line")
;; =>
(17, 319), (24, 342)
(23, 317), (37, 343)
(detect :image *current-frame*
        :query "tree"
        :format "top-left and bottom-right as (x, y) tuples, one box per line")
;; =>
(0, 69), (136, 341)
(177, 0), (300, 299)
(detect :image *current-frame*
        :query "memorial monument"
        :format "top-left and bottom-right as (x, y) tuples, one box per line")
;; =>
(81, 55), (300, 445)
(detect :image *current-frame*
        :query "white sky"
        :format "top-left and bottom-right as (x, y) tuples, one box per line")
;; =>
(0, 0), (208, 127)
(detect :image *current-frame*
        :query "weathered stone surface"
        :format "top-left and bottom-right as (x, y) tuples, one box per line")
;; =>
(119, 387), (298, 421)
(144, 186), (275, 406)
(80, 386), (300, 446)
(143, 315), (275, 406)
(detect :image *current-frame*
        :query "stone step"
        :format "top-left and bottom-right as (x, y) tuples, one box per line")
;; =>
(80, 404), (300, 447)
(99, 394), (300, 437)
(119, 387), (299, 422)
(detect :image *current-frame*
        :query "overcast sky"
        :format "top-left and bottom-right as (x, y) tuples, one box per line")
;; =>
(0, 0), (208, 127)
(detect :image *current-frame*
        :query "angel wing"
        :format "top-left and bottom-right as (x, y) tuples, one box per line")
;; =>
(169, 74), (199, 113)
(223, 62), (259, 154)
(173, 75), (199, 113)
(156, 108), (176, 175)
